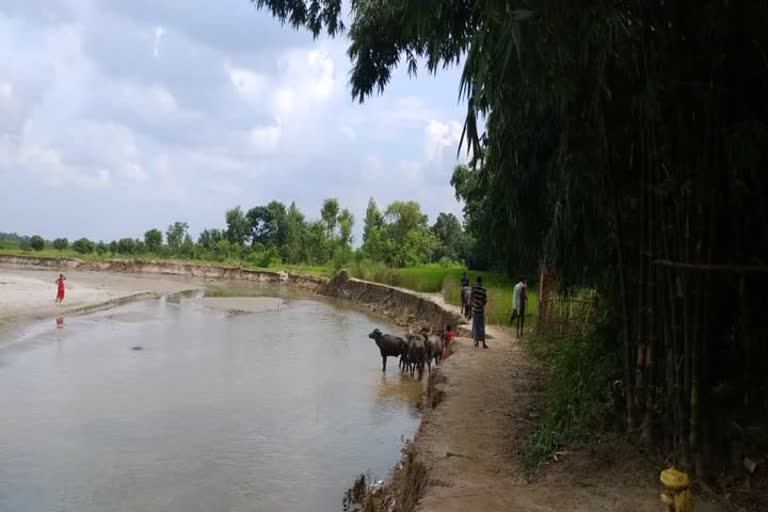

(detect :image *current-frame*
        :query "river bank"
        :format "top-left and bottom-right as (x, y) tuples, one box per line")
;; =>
(0, 255), (675, 511)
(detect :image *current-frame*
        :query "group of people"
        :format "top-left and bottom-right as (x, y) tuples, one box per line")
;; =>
(459, 272), (528, 348)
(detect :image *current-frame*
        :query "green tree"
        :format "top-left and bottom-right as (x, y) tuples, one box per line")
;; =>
(144, 229), (163, 253)
(361, 198), (386, 261)
(53, 238), (69, 252)
(383, 201), (438, 267)
(108, 241), (118, 255)
(304, 220), (329, 264)
(117, 238), (136, 255)
(338, 209), (354, 248)
(282, 202), (306, 264)
(30, 235), (45, 251)
(431, 212), (465, 262)
(166, 221), (189, 254)
(95, 241), (107, 255)
(73, 238), (95, 254)
(320, 198), (340, 243)
(198, 228), (224, 251)
(247, 201), (287, 247)
(225, 206), (251, 246)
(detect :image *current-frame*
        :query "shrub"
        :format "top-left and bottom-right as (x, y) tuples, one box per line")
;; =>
(30, 235), (45, 251)
(72, 238), (95, 254)
(53, 238), (69, 252)
(521, 325), (618, 471)
(117, 238), (136, 254)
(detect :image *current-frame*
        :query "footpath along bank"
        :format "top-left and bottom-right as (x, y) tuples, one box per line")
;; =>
(0, 255), (663, 511)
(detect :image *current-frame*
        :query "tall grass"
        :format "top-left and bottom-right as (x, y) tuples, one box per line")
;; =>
(521, 327), (618, 471)
(349, 261), (537, 325)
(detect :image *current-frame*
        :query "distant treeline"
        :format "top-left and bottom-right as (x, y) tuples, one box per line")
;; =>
(3, 198), (475, 269)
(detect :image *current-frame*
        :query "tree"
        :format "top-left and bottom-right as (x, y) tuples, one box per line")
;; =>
(30, 235), (45, 251)
(247, 201), (287, 247)
(166, 221), (189, 254)
(52, 238), (69, 252)
(361, 197), (386, 261)
(225, 206), (251, 246)
(198, 228), (224, 250)
(181, 234), (194, 257)
(108, 241), (118, 255)
(144, 229), (163, 253)
(117, 238), (136, 255)
(95, 241), (108, 255)
(320, 198), (340, 242)
(431, 212), (465, 262)
(282, 202), (306, 264)
(338, 209), (354, 248)
(72, 238), (95, 254)
(304, 220), (329, 264)
(382, 201), (438, 267)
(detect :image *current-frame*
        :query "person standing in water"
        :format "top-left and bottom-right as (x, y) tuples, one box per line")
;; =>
(55, 274), (66, 302)
(512, 277), (527, 337)
(470, 276), (488, 348)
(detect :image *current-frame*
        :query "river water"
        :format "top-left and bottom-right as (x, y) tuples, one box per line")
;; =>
(0, 287), (421, 512)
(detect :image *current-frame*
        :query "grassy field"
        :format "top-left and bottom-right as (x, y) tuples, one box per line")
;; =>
(350, 262), (537, 325)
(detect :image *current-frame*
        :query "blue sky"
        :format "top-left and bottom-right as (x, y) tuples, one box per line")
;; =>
(0, 0), (467, 243)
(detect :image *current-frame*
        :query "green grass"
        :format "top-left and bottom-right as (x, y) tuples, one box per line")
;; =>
(520, 329), (617, 471)
(348, 261), (537, 325)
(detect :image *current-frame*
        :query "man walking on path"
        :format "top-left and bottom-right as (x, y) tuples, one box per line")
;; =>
(512, 277), (527, 337)
(470, 276), (488, 348)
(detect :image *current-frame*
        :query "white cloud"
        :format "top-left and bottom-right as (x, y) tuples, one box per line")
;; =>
(425, 119), (463, 161)
(0, 80), (12, 105)
(250, 124), (281, 154)
(152, 25), (165, 58)
(0, 1), (468, 242)
(229, 66), (269, 104)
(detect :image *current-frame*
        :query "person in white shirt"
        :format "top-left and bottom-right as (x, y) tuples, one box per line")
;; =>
(512, 278), (527, 337)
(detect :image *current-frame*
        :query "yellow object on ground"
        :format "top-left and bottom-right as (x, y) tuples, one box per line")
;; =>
(660, 468), (693, 512)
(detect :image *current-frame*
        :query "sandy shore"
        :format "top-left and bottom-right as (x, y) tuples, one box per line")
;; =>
(0, 265), (200, 335)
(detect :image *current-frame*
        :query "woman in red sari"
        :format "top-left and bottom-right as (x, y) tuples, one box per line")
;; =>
(55, 274), (66, 302)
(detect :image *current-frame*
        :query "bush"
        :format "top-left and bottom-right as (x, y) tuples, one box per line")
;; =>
(521, 326), (618, 470)
(30, 235), (45, 251)
(95, 242), (108, 255)
(53, 238), (69, 252)
(117, 238), (136, 254)
(72, 238), (95, 254)
(246, 245), (282, 267)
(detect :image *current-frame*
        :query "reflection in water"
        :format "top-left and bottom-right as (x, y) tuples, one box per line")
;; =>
(0, 292), (421, 512)
(55, 315), (64, 329)
(375, 373), (423, 416)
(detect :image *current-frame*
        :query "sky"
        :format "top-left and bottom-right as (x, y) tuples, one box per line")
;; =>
(0, 0), (468, 244)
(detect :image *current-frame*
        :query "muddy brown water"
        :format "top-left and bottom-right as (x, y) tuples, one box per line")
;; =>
(0, 287), (422, 512)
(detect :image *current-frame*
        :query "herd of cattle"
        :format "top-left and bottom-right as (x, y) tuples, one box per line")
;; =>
(369, 327), (446, 380)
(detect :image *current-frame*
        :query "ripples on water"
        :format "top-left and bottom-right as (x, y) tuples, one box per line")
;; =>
(0, 287), (422, 512)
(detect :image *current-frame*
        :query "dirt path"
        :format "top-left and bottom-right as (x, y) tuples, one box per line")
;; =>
(407, 295), (663, 511)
